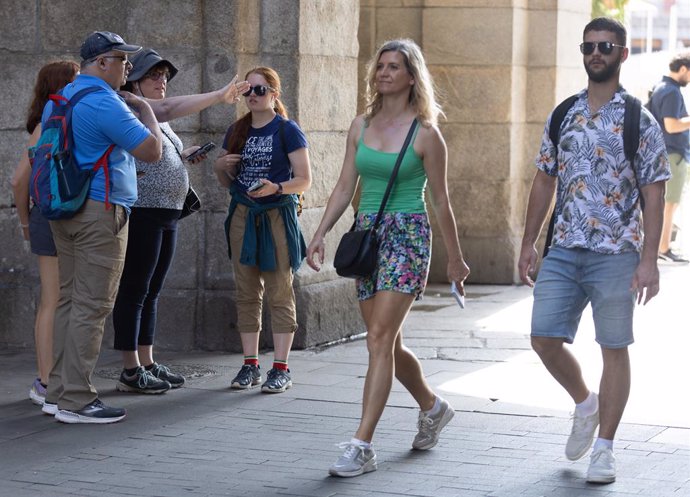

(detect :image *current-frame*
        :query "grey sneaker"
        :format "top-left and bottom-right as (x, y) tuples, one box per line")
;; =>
(586, 447), (616, 483)
(261, 368), (292, 393)
(412, 397), (455, 450)
(230, 364), (262, 389)
(116, 366), (171, 394)
(147, 363), (185, 388)
(328, 442), (377, 477)
(566, 395), (599, 461)
(55, 399), (126, 424)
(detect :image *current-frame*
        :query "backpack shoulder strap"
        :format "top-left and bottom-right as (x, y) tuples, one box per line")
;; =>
(548, 94), (579, 147)
(278, 118), (287, 157)
(623, 94), (641, 164)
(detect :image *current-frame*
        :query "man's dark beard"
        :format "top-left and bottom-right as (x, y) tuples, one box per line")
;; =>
(584, 57), (621, 83)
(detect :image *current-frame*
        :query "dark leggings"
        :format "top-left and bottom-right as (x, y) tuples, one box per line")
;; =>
(113, 207), (180, 351)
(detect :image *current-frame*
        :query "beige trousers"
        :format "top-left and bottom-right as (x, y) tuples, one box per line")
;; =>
(47, 200), (128, 410)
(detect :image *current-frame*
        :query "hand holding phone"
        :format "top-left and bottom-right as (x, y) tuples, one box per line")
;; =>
(186, 142), (217, 162)
(247, 179), (265, 192)
(451, 281), (465, 309)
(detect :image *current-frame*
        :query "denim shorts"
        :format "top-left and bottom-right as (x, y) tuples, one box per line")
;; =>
(531, 247), (639, 348)
(29, 205), (57, 256)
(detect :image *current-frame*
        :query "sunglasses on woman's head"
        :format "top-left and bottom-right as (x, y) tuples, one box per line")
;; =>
(243, 85), (273, 97)
(579, 41), (625, 55)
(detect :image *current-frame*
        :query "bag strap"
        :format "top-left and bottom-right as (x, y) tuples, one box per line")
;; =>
(543, 95), (579, 257)
(160, 126), (183, 160)
(371, 119), (418, 231)
(62, 86), (115, 209)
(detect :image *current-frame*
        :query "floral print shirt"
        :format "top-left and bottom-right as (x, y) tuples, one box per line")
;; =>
(536, 88), (670, 254)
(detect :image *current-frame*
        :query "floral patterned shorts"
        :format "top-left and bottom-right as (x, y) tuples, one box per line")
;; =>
(355, 212), (431, 301)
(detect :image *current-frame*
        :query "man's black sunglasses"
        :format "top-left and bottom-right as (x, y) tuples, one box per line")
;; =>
(579, 41), (625, 55)
(243, 85), (274, 97)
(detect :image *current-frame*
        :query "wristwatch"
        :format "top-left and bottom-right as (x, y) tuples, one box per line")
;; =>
(277, 183), (283, 195)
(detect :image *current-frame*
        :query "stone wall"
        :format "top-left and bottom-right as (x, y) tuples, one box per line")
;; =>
(358, 0), (590, 283)
(0, 0), (592, 351)
(0, 0), (363, 352)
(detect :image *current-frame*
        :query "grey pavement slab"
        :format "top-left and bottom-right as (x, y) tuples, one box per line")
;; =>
(1, 270), (689, 496)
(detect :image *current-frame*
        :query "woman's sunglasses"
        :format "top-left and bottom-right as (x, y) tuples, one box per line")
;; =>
(243, 85), (273, 97)
(579, 41), (625, 55)
(144, 71), (170, 82)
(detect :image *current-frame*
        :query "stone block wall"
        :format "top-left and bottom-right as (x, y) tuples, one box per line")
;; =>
(0, 0), (363, 352)
(0, 0), (592, 350)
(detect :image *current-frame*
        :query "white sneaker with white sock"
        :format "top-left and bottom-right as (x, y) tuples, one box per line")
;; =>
(565, 393), (599, 461)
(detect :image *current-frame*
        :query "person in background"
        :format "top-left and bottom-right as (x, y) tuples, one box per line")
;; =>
(213, 66), (311, 394)
(518, 18), (669, 483)
(306, 39), (470, 478)
(648, 52), (690, 263)
(11, 60), (80, 407)
(112, 48), (249, 394)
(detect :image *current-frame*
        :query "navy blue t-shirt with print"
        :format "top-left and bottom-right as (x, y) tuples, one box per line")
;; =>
(222, 114), (308, 204)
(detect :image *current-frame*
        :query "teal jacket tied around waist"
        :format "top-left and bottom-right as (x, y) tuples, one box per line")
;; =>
(224, 186), (306, 272)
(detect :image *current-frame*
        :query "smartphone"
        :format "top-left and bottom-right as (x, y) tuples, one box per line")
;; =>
(186, 141), (216, 161)
(247, 179), (265, 192)
(451, 281), (465, 309)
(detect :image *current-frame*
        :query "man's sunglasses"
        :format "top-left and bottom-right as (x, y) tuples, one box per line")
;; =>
(579, 41), (625, 55)
(243, 85), (274, 97)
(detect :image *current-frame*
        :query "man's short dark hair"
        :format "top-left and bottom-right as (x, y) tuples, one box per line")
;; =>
(669, 52), (690, 72)
(584, 17), (627, 46)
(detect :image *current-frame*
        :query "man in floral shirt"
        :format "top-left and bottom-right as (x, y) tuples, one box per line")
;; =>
(518, 17), (669, 484)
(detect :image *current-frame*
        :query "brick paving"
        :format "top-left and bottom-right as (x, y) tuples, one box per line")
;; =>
(1, 267), (689, 496)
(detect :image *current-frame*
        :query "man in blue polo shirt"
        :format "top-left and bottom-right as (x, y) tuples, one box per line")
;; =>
(43, 31), (163, 424)
(648, 52), (690, 263)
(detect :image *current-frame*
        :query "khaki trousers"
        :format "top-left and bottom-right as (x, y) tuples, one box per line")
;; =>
(47, 200), (128, 410)
(229, 204), (297, 334)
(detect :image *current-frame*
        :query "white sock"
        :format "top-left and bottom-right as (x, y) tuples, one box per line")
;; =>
(351, 437), (371, 449)
(575, 391), (598, 417)
(425, 396), (442, 416)
(593, 438), (613, 452)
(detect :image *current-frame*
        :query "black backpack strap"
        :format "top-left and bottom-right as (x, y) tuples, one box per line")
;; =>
(623, 95), (641, 164)
(543, 95), (578, 258)
(548, 95), (578, 148)
(623, 94), (644, 210)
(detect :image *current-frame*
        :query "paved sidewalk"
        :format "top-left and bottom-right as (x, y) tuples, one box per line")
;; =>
(1, 266), (689, 497)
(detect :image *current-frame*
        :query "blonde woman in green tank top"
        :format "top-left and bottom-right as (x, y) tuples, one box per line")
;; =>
(306, 39), (470, 477)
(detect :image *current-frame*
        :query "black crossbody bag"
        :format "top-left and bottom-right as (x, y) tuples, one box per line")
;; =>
(333, 119), (418, 278)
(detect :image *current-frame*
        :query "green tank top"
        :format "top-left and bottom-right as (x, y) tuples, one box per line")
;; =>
(355, 124), (426, 214)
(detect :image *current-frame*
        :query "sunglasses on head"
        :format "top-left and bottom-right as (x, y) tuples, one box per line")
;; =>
(579, 41), (625, 55)
(243, 85), (273, 97)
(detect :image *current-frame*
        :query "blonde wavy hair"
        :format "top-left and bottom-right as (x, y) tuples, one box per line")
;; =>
(363, 39), (444, 127)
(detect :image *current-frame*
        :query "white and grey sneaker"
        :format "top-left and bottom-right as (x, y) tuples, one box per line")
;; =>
(55, 399), (126, 424)
(412, 397), (455, 450)
(587, 447), (616, 484)
(566, 395), (599, 461)
(328, 442), (377, 477)
(42, 401), (58, 416)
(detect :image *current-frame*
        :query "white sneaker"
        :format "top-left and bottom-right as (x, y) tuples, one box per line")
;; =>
(41, 402), (58, 416)
(565, 395), (599, 460)
(412, 397), (455, 450)
(328, 442), (377, 477)
(586, 448), (616, 483)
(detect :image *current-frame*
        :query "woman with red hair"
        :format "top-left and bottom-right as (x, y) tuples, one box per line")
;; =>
(213, 66), (312, 394)
(11, 60), (80, 406)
